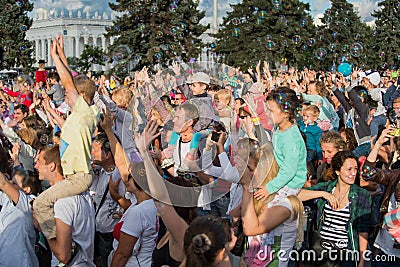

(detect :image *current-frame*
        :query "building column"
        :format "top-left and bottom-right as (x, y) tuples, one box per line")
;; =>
(69, 37), (74, 58)
(101, 36), (106, 52)
(41, 39), (46, 61)
(110, 37), (114, 46)
(47, 38), (52, 66)
(75, 36), (80, 58)
(83, 36), (89, 45)
(35, 39), (40, 63)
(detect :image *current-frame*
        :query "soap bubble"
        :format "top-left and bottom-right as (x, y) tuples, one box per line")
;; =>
(300, 18), (308, 27)
(342, 45), (349, 52)
(343, 18), (350, 25)
(280, 32), (285, 38)
(272, 0), (282, 9)
(317, 35), (324, 42)
(210, 43), (216, 51)
(170, 28), (177, 35)
(307, 38), (315, 47)
(16, 0), (24, 7)
(20, 45), (26, 51)
(379, 51), (385, 57)
(179, 22), (187, 30)
(381, 62), (389, 70)
(114, 26), (121, 32)
(5, 4), (12, 11)
(101, 54), (110, 63)
(373, 30), (378, 36)
(282, 40), (288, 46)
(398, 53), (400, 61)
(265, 34), (272, 41)
(232, 28), (240, 37)
(151, 5), (159, 13)
(169, 4), (177, 12)
(279, 14), (287, 23)
(350, 43), (363, 57)
(326, 16), (332, 23)
(231, 18), (240, 25)
(157, 31), (163, 38)
(154, 52), (163, 60)
(315, 48), (327, 60)
(259, 10), (267, 19)
(266, 41), (275, 51)
(302, 44), (308, 51)
(292, 35), (301, 44)
(113, 45), (130, 62)
(138, 24), (145, 32)
(354, 33), (360, 40)
(20, 25), (27, 31)
(328, 43), (336, 52)
(333, 32), (338, 38)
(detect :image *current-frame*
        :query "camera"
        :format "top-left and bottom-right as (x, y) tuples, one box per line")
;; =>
(211, 131), (220, 142)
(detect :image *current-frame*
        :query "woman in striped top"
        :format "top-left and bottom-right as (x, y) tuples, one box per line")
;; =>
(298, 151), (371, 267)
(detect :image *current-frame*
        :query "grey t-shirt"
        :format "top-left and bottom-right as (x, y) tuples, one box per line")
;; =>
(47, 84), (64, 103)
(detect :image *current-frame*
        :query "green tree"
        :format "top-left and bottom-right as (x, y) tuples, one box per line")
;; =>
(75, 45), (106, 73)
(371, 0), (400, 69)
(0, 0), (34, 70)
(214, 0), (316, 69)
(315, 0), (372, 70)
(107, 0), (209, 70)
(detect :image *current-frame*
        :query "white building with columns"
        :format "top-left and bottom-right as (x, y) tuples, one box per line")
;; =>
(26, 8), (115, 70)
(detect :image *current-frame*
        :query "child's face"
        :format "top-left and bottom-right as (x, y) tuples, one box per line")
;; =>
(266, 100), (288, 126)
(302, 111), (317, 124)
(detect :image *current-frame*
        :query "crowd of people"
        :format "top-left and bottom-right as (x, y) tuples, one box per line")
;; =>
(1, 34), (400, 267)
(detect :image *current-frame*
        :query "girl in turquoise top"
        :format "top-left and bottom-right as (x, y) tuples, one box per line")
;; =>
(254, 88), (307, 204)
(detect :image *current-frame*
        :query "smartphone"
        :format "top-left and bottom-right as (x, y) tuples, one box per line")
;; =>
(211, 131), (220, 142)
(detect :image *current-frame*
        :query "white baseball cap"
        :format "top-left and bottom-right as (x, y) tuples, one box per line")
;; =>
(187, 72), (210, 85)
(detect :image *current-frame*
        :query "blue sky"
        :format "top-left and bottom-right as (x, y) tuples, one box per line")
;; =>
(31, 0), (381, 24)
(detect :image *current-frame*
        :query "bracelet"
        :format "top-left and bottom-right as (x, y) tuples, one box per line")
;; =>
(251, 117), (260, 123)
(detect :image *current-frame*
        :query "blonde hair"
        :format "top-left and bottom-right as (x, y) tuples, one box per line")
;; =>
(214, 89), (231, 106)
(17, 128), (37, 146)
(112, 87), (133, 108)
(252, 142), (304, 242)
(303, 105), (320, 118)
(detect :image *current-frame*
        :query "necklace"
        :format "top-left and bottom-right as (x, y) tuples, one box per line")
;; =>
(335, 186), (350, 204)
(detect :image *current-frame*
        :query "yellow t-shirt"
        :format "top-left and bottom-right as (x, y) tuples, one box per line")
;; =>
(60, 96), (100, 175)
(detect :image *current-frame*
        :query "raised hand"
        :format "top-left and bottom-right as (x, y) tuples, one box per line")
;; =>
(171, 61), (181, 76)
(134, 120), (161, 153)
(9, 142), (21, 163)
(99, 108), (114, 132)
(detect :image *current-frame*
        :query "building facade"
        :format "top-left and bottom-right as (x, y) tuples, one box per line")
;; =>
(26, 9), (115, 70)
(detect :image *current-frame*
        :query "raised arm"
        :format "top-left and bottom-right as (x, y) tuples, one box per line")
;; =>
(50, 35), (79, 107)
(135, 120), (188, 261)
(0, 172), (20, 204)
(99, 109), (131, 182)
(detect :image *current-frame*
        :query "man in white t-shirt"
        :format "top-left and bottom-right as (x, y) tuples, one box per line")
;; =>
(34, 145), (95, 266)
(0, 173), (39, 267)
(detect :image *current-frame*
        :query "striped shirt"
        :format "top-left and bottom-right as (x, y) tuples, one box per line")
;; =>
(319, 203), (350, 248)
